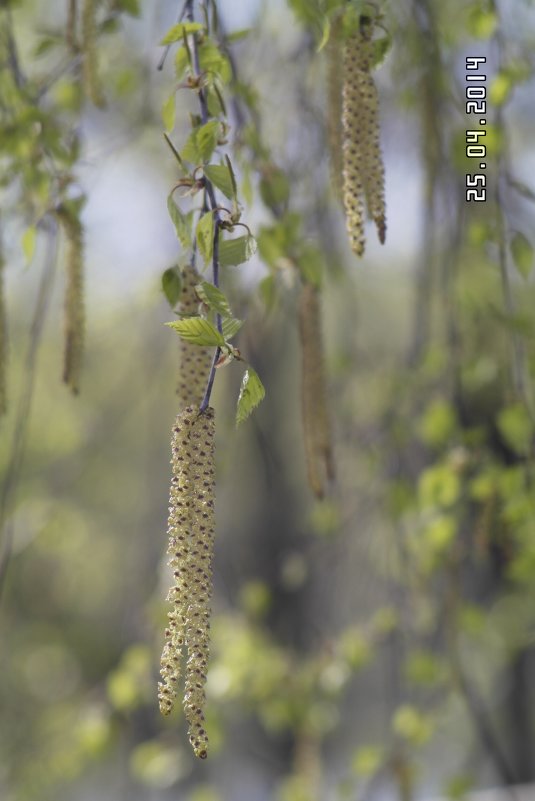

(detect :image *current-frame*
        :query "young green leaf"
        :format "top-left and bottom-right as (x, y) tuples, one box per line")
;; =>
(166, 317), (224, 347)
(196, 211), (215, 263)
(204, 164), (234, 200)
(167, 195), (192, 250)
(162, 94), (176, 133)
(236, 367), (265, 424)
(195, 281), (233, 317)
(162, 267), (182, 307)
(222, 317), (243, 340)
(160, 22), (204, 45)
(182, 120), (220, 164)
(511, 232), (534, 279)
(219, 234), (257, 267)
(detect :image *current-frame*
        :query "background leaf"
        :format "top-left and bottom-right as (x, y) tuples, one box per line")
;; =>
(511, 232), (534, 279)
(236, 367), (265, 424)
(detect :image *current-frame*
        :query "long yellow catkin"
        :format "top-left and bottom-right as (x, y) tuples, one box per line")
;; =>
(177, 264), (213, 407)
(0, 253), (7, 416)
(341, 19), (386, 256)
(326, 14), (344, 203)
(81, 0), (105, 108)
(159, 406), (216, 760)
(56, 207), (84, 395)
(298, 282), (335, 499)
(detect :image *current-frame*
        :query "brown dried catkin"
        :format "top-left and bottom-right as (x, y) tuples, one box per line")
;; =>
(177, 264), (213, 407)
(81, 0), (105, 108)
(159, 406), (216, 760)
(0, 253), (7, 416)
(56, 207), (84, 395)
(298, 282), (335, 499)
(341, 20), (386, 256)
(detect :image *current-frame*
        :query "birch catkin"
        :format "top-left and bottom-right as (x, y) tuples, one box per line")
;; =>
(81, 0), (105, 108)
(326, 14), (344, 203)
(341, 18), (386, 256)
(56, 207), (84, 395)
(0, 253), (6, 416)
(177, 264), (213, 407)
(159, 406), (216, 760)
(298, 282), (335, 499)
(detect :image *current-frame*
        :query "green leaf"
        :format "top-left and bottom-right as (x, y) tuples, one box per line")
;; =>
(198, 39), (231, 83)
(117, 0), (140, 16)
(489, 72), (512, 106)
(195, 281), (233, 318)
(222, 317), (243, 340)
(511, 232), (534, 279)
(236, 367), (265, 424)
(175, 45), (190, 79)
(317, 17), (330, 52)
(182, 121), (220, 164)
(162, 267), (182, 307)
(161, 94), (175, 133)
(259, 166), (290, 210)
(196, 212), (215, 263)
(167, 195), (191, 249)
(226, 28), (251, 43)
(467, 7), (497, 39)
(372, 35), (392, 67)
(497, 403), (533, 456)
(204, 164), (234, 200)
(166, 317), (224, 347)
(219, 234), (257, 267)
(22, 226), (37, 263)
(160, 22), (203, 45)
(225, 155), (238, 200)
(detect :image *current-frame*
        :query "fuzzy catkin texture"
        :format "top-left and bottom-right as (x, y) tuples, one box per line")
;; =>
(158, 406), (216, 760)
(177, 264), (213, 407)
(326, 14), (344, 203)
(81, 0), (105, 108)
(57, 208), (84, 395)
(298, 282), (335, 499)
(342, 22), (386, 256)
(0, 255), (7, 416)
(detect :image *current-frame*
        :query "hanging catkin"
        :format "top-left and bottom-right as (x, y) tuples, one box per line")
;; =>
(159, 406), (216, 760)
(176, 263), (213, 407)
(81, 0), (105, 108)
(56, 206), (84, 395)
(298, 281), (335, 499)
(66, 0), (78, 53)
(326, 13), (344, 203)
(341, 17), (386, 256)
(0, 252), (7, 416)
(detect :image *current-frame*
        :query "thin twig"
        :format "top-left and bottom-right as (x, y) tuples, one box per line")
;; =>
(157, 0), (189, 71)
(0, 224), (59, 602)
(179, 0), (223, 412)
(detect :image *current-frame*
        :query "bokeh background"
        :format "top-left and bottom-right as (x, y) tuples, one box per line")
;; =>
(2, 1), (535, 800)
